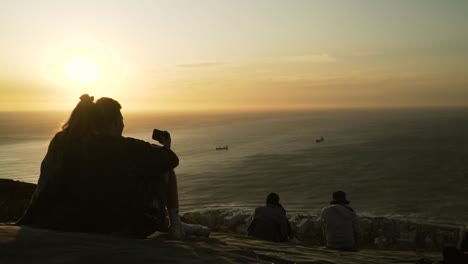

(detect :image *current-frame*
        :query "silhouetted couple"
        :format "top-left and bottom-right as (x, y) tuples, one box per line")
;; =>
(17, 94), (209, 239)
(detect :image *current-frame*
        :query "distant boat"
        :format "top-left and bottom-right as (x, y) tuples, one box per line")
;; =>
(216, 145), (229, 150)
(315, 137), (325, 143)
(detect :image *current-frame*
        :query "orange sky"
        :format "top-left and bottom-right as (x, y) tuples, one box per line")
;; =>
(1, 0), (467, 112)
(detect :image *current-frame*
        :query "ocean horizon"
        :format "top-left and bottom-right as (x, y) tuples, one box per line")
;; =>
(1, 107), (467, 226)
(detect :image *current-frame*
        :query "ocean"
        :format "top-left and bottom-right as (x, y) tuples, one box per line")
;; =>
(1, 108), (467, 225)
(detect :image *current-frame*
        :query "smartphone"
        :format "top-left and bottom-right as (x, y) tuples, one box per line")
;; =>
(152, 129), (169, 141)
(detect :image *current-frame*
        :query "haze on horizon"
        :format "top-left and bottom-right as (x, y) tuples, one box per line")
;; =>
(1, 0), (467, 112)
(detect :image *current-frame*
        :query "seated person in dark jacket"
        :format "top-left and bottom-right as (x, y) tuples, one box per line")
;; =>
(248, 193), (292, 242)
(438, 246), (467, 264)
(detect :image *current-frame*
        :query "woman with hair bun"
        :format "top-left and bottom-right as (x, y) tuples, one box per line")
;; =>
(17, 94), (99, 229)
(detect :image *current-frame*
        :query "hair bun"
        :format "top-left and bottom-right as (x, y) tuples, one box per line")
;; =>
(79, 94), (94, 103)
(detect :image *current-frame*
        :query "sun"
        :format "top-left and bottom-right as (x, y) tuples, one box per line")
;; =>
(43, 40), (128, 97)
(63, 56), (101, 84)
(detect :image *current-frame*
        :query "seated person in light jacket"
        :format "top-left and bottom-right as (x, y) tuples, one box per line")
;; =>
(320, 191), (361, 251)
(248, 193), (292, 242)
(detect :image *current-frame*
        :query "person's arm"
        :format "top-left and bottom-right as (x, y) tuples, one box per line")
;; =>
(156, 131), (184, 239)
(247, 208), (259, 236)
(166, 169), (179, 209)
(279, 207), (294, 241)
(318, 207), (326, 222)
(17, 133), (63, 225)
(277, 209), (291, 242)
(319, 208), (327, 240)
(286, 218), (294, 241)
(156, 132), (179, 210)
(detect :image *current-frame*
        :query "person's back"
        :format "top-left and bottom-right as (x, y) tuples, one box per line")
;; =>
(52, 134), (178, 234)
(17, 95), (99, 230)
(248, 193), (292, 242)
(320, 204), (359, 250)
(438, 246), (465, 264)
(320, 191), (360, 251)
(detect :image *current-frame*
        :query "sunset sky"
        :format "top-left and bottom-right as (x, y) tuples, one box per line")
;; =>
(1, 0), (467, 112)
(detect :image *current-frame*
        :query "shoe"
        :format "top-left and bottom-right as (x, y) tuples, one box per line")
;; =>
(168, 222), (185, 240)
(182, 223), (211, 238)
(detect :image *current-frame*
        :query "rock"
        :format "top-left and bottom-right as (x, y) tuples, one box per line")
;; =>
(225, 211), (248, 229)
(374, 235), (390, 248)
(397, 230), (416, 246)
(183, 209), (466, 251)
(0, 224), (443, 264)
(0, 179), (35, 222)
(1, 179), (465, 252)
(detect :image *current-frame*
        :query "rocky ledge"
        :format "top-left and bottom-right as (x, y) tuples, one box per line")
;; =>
(0, 224), (443, 264)
(182, 208), (467, 252)
(0, 179), (35, 222)
(1, 178), (466, 263)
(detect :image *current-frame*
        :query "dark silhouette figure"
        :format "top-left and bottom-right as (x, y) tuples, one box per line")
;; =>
(320, 191), (361, 251)
(17, 94), (185, 238)
(460, 232), (468, 262)
(417, 245), (467, 264)
(248, 193), (292, 242)
(438, 246), (465, 264)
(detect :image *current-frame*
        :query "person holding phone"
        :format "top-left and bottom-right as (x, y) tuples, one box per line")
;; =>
(17, 95), (207, 239)
(93, 97), (210, 238)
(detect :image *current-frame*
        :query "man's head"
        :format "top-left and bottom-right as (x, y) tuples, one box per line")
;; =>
(95, 97), (124, 136)
(330, 191), (350, 205)
(266, 192), (280, 206)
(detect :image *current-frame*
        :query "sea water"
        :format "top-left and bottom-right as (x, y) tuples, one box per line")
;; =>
(1, 108), (467, 225)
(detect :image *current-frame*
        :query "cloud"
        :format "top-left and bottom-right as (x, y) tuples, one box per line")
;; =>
(176, 62), (225, 68)
(242, 54), (337, 65)
(261, 72), (429, 88)
(280, 53), (337, 63)
(173, 54), (336, 70)
(349, 51), (380, 57)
